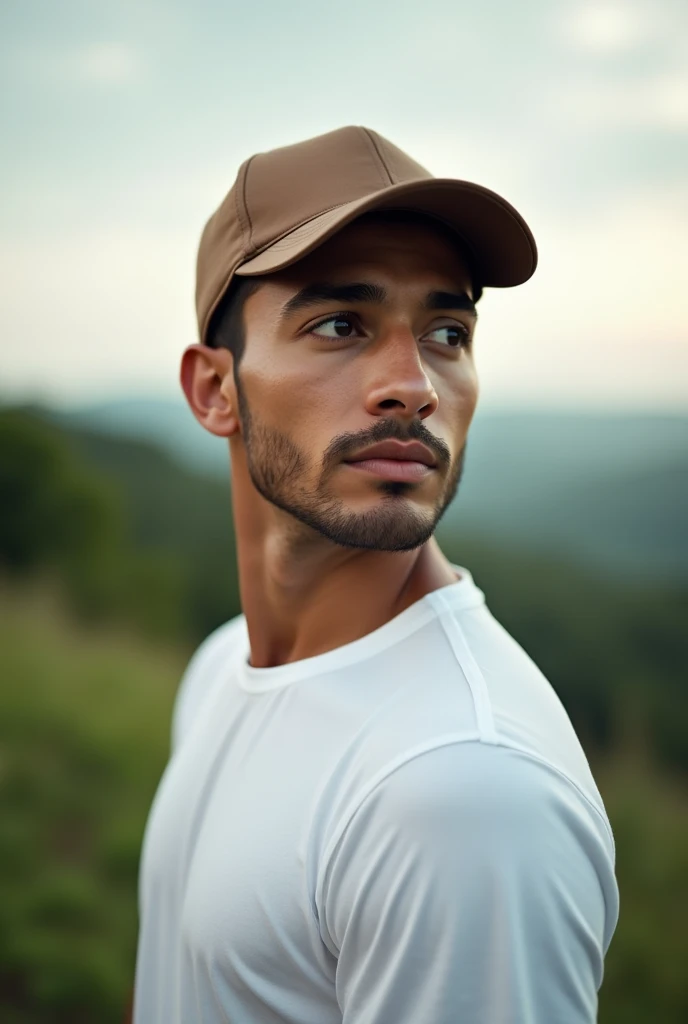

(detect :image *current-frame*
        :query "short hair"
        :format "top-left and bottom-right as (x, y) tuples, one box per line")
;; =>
(205, 275), (262, 364)
(206, 209), (482, 363)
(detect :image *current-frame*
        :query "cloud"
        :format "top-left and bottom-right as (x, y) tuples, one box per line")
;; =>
(70, 43), (143, 85)
(8, 41), (145, 88)
(467, 181), (688, 409)
(548, 69), (688, 132)
(0, 227), (197, 402)
(560, 2), (649, 54)
(551, 2), (688, 132)
(651, 71), (688, 130)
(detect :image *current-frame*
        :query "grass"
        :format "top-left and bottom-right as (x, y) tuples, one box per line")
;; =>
(0, 578), (188, 1023)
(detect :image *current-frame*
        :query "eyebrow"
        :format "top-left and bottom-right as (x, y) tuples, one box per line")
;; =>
(425, 291), (477, 318)
(280, 282), (386, 320)
(280, 282), (477, 321)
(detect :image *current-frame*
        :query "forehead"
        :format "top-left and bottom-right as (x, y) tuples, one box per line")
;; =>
(269, 214), (474, 292)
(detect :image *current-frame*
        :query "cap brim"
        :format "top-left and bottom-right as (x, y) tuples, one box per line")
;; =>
(234, 178), (537, 287)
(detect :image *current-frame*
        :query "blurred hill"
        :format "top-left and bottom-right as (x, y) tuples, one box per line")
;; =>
(41, 398), (688, 480)
(0, 404), (239, 644)
(439, 452), (688, 582)
(29, 396), (688, 584)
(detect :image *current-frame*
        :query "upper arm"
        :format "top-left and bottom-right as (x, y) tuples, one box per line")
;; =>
(319, 742), (618, 1024)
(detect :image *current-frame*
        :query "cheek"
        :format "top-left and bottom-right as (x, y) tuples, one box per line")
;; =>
(239, 352), (358, 444)
(462, 365), (480, 417)
(436, 360), (479, 426)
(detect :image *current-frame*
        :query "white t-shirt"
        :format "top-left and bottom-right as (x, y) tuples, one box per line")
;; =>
(134, 565), (619, 1024)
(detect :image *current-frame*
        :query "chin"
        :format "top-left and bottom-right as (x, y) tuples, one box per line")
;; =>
(314, 499), (438, 552)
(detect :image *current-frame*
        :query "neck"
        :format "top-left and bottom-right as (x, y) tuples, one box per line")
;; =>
(229, 450), (459, 669)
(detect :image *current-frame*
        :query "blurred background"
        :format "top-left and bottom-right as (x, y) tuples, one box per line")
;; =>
(1, 0), (686, 1021)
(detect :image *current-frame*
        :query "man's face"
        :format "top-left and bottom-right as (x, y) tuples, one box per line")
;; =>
(232, 215), (479, 551)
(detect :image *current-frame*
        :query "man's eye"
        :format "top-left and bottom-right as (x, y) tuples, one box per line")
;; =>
(424, 324), (470, 348)
(311, 315), (357, 339)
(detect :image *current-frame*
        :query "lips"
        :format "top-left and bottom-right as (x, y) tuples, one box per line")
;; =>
(344, 440), (437, 467)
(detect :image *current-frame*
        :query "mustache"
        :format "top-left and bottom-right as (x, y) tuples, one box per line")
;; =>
(322, 418), (452, 473)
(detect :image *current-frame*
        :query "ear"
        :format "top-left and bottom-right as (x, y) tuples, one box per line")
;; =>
(180, 344), (240, 437)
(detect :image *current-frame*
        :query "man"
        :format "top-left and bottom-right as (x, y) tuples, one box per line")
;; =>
(134, 126), (618, 1023)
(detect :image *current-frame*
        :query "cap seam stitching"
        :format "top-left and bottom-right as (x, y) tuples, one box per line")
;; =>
(360, 127), (393, 187)
(233, 160), (250, 249)
(239, 155), (256, 251)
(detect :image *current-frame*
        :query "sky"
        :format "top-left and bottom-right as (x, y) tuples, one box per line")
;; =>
(1, 0), (687, 412)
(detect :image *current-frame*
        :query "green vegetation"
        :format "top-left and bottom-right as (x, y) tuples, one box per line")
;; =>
(1, 406), (686, 1021)
(0, 583), (186, 1023)
(596, 761), (688, 1023)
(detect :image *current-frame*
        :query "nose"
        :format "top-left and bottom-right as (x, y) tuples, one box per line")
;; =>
(364, 328), (439, 421)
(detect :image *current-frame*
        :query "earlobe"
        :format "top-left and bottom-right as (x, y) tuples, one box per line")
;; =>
(180, 344), (240, 437)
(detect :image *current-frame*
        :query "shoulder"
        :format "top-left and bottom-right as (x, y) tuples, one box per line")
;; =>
(335, 740), (615, 860)
(312, 602), (612, 880)
(171, 614), (245, 752)
(319, 740), (619, 958)
(444, 601), (609, 814)
(318, 741), (619, 1020)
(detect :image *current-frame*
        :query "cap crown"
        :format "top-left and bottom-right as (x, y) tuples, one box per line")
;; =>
(195, 125), (538, 345)
(196, 126), (431, 342)
(245, 126), (431, 253)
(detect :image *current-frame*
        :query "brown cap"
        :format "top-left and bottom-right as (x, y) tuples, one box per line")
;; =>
(195, 125), (537, 345)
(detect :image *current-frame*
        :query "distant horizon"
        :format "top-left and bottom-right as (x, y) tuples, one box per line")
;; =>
(2, 388), (686, 419)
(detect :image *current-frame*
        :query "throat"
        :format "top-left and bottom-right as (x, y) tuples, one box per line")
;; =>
(240, 536), (457, 669)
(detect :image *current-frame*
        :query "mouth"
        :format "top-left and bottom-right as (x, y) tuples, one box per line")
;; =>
(343, 440), (437, 483)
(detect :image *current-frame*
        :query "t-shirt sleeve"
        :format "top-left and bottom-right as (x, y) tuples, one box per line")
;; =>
(318, 741), (619, 1024)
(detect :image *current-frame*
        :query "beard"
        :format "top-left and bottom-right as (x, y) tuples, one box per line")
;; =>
(235, 378), (466, 552)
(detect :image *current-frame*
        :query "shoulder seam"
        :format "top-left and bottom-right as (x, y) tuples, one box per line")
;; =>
(311, 737), (615, 942)
(427, 589), (498, 743)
